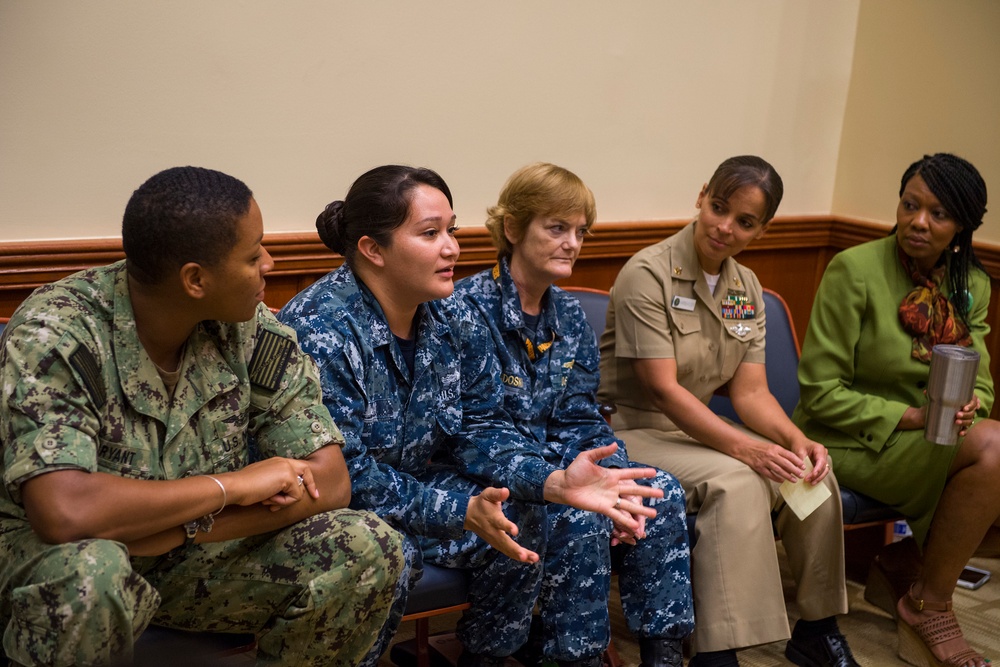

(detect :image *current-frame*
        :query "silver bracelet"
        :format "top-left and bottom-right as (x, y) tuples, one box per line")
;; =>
(206, 475), (227, 517)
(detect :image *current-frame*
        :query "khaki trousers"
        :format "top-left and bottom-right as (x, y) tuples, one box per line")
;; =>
(618, 426), (848, 653)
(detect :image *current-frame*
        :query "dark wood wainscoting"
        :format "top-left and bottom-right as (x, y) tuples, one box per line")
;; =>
(3, 216), (1000, 416)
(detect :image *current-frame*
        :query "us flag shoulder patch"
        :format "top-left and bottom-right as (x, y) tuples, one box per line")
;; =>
(249, 330), (295, 392)
(70, 345), (106, 409)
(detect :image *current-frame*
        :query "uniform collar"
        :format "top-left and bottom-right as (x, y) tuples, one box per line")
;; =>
(493, 257), (562, 336)
(492, 258), (561, 362)
(352, 266), (451, 382)
(669, 220), (745, 296)
(113, 265), (240, 434)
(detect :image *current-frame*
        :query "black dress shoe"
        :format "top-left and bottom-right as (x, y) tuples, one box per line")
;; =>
(688, 650), (739, 667)
(639, 638), (684, 667)
(456, 650), (508, 667)
(785, 630), (861, 667)
(555, 657), (602, 667)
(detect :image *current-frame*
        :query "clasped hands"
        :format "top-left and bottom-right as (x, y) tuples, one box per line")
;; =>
(739, 437), (831, 486)
(227, 457), (320, 511)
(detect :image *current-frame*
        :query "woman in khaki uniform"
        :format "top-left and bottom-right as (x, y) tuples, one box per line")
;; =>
(598, 156), (859, 667)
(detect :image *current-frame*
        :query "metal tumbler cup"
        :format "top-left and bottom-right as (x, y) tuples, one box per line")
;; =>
(924, 344), (980, 445)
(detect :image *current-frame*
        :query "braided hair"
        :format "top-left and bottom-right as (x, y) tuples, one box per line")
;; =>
(898, 153), (988, 322)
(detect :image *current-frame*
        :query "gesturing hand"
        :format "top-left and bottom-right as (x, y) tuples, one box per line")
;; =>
(464, 487), (539, 564)
(545, 444), (662, 535)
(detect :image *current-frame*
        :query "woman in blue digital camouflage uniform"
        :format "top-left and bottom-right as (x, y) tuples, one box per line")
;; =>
(279, 165), (664, 667)
(454, 162), (694, 667)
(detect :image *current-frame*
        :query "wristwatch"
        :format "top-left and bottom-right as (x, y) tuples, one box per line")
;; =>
(182, 514), (216, 548)
(183, 519), (199, 547)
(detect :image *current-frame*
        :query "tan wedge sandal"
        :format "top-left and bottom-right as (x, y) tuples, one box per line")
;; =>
(897, 585), (988, 667)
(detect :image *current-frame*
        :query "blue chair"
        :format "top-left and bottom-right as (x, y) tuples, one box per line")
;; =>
(563, 287), (617, 421)
(390, 564), (472, 667)
(565, 286), (611, 340)
(707, 289), (799, 419)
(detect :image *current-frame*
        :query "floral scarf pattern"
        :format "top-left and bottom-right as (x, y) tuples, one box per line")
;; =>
(897, 245), (971, 362)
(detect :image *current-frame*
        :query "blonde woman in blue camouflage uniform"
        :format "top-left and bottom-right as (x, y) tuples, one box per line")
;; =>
(0, 167), (404, 667)
(279, 165), (664, 667)
(454, 162), (694, 667)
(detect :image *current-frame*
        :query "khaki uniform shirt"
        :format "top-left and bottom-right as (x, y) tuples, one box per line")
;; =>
(598, 221), (766, 429)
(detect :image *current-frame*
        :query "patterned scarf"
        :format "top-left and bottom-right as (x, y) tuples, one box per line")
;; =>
(897, 245), (971, 362)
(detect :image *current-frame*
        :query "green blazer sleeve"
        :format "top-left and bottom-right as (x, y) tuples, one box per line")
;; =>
(964, 269), (994, 417)
(796, 248), (907, 451)
(795, 237), (993, 453)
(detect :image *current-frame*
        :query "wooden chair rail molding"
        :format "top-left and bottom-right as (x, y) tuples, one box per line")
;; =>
(3, 215), (1000, 416)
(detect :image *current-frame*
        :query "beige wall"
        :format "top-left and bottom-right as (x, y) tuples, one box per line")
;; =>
(0, 1), (859, 241)
(834, 0), (1000, 242)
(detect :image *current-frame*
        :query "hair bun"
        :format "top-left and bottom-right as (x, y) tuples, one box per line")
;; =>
(316, 200), (348, 253)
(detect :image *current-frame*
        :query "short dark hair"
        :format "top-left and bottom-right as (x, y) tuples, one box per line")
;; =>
(704, 155), (784, 224)
(899, 153), (988, 321)
(122, 166), (253, 285)
(315, 165), (453, 267)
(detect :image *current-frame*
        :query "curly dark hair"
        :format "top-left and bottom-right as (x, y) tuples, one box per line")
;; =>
(122, 166), (253, 285)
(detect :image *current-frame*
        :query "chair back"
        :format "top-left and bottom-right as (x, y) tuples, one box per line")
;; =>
(708, 288), (800, 421)
(562, 286), (610, 338)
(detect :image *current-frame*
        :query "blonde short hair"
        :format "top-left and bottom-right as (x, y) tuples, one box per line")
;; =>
(485, 162), (596, 259)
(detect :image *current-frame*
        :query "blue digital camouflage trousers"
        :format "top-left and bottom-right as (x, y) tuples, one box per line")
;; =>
(0, 509), (403, 667)
(358, 469), (548, 666)
(537, 466), (693, 661)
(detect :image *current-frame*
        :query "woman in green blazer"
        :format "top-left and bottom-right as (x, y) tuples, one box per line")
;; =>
(794, 154), (995, 667)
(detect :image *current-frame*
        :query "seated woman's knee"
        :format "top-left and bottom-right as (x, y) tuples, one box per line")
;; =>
(960, 420), (1000, 472)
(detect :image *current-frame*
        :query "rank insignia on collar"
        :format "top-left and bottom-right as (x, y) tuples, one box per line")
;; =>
(729, 323), (751, 338)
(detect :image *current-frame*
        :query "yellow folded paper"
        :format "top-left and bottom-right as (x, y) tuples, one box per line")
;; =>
(779, 457), (832, 521)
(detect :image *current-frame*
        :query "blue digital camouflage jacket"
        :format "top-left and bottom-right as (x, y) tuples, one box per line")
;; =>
(279, 265), (558, 540)
(455, 259), (629, 469)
